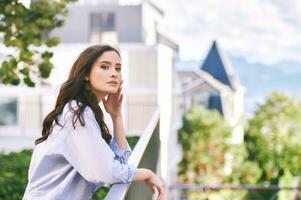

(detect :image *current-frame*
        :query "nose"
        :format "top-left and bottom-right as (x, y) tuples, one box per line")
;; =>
(110, 70), (118, 78)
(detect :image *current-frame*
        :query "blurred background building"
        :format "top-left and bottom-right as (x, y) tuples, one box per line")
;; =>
(177, 41), (245, 144)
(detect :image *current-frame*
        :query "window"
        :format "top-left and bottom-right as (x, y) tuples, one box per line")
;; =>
(90, 13), (117, 44)
(0, 98), (18, 126)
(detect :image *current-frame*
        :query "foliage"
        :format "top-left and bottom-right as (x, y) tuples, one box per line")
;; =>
(178, 105), (235, 184)
(224, 152), (262, 185)
(126, 135), (140, 150)
(278, 170), (297, 200)
(0, 136), (140, 200)
(244, 92), (301, 184)
(0, 149), (32, 200)
(0, 0), (76, 86)
(177, 105), (263, 199)
(177, 93), (301, 199)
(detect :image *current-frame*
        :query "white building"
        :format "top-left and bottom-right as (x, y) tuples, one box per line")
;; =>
(177, 41), (245, 144)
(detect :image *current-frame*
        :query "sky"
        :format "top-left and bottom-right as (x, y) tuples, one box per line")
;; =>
(151, 0), (301, 65)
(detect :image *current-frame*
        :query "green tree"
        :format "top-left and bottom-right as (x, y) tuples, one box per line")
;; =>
(177, 105), (262, 199)
(178, 105), (262, 185)
(0, 0), (76, 87)
(245, 92), (301, 184)
(0, 149), (32, 200)
(178, 105), (234, 184)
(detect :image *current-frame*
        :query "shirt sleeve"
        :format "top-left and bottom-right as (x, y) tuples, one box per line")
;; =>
(60, 112), (136, 186)
(109, 138), (132, 165)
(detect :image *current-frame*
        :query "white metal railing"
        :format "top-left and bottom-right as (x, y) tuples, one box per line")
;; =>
(169, 183), (301, 200)
(104, 108), (160, 200)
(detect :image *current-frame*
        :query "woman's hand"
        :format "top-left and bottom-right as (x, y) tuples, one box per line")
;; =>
(145, 172), (165, 200)
(103, 81), (123, 117)
(133, 169), (165, 200)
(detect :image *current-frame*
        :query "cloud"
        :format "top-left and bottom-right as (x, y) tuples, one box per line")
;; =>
(152, 0), (301, 65)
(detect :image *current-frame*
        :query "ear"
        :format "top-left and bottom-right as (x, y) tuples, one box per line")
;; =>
(85, 76), (89, 81)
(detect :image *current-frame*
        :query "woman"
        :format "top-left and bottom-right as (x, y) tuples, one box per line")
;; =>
(23, 45), (164, 200)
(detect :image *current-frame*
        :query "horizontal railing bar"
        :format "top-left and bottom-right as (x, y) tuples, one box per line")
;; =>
(170, 184), (301, 191)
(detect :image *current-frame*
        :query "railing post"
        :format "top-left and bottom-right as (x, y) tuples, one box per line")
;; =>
(125, 122), (160, 200)
(104, 109), (160, 200)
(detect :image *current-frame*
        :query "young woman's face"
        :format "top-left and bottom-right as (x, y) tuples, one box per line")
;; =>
(87, 50), (122, 100)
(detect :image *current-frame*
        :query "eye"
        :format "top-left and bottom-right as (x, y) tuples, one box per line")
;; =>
(116, 67), (121, 72)
(101, 65), (109, 70)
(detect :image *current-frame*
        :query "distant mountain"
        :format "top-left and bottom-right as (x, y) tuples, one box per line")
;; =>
(230, 56), (301, 96)
(176, 56), (301, 115)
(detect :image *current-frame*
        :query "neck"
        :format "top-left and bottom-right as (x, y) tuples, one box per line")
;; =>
(94, 91), (107, 103)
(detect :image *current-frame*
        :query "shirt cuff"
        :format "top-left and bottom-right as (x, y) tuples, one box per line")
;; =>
(127, 165), (136, 183)
(109, 138), (132, 163)
(112, 160), (137, 184)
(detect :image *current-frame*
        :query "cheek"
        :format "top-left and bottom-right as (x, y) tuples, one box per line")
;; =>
(93, 68), (106, 79)
(89, 68), (106, 86)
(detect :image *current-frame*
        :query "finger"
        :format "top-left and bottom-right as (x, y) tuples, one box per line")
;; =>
(158, 191), (164, 200)
(158, 187), (163, 195)
(157, 186), (165, 200)
(118, 84), (122, 91)
(156, 189), (164, 200)
(153, 186), (157, 193)
(152, 187), (158, 200)
(115, 86), (122, 98)
(119, 93), (123, 103)
(118, 87), (122, 98)
(148, 184), (155, 193)
(157, 186), (164, 199)
(119, 80), (123, 90)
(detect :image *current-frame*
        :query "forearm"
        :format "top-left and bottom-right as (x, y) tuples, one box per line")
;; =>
(133, 168), (154, 181)
(111, 114), (127, 149)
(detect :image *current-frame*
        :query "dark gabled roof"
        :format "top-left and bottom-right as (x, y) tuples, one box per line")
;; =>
(208, 94), (223, 115)
(200, 41), (239, 89)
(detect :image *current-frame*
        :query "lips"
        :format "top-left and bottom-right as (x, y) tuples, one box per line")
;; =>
(107, 81), (118, 85)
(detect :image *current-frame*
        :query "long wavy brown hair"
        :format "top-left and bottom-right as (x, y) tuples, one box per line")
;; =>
(35, 45), (120, 145)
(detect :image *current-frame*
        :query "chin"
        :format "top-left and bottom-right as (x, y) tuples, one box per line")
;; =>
(107, 88), (118, 94)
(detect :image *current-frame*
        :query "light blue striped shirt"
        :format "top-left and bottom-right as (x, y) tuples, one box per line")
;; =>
(23, 100), (136, 200)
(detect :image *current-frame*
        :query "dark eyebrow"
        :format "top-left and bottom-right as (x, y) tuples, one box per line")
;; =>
(99, 61), (121, 67)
